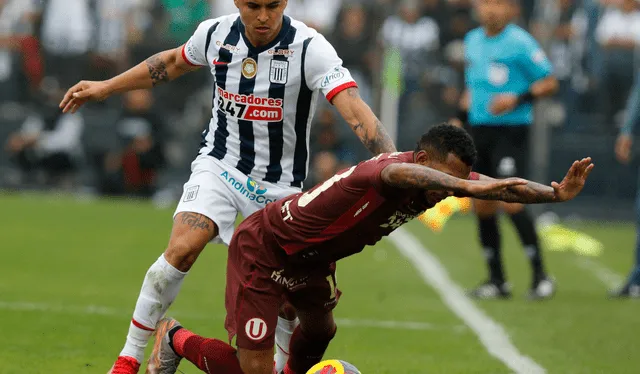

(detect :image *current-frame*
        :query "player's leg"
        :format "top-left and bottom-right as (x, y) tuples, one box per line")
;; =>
(469, 126), (510, 299)
(500, 126), (554, 299)
(283, 265), (340, 374)
(110, 213), (216, 374)
(283, 308), (337, 374)
(109, 157), (238, 373)
(275, 302), (299, 372)
(235, 177), (301, 374)
(149, 319), (273, 374)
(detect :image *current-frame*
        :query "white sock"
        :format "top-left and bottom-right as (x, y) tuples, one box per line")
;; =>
(274, 317), (299, 372)
(119, 254), (187, 363)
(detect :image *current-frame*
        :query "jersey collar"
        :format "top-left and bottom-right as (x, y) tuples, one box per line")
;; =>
(236, 15), (292, 55)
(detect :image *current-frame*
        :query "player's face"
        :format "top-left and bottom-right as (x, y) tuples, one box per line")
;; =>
(477, 0), (513, 33)
(235, 0), (288, 47)
(418, 152), (473, 206)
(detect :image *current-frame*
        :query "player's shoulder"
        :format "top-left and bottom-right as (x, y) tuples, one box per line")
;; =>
(365, 152), (413, 167)
(505, 24), (538, 46)
(464, 27), (484, 44)
(289, 16), (320, 39)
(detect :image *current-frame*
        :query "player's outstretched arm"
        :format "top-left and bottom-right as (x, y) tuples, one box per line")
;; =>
(381, 163), (527, 195)
(60, 45), (200, 114)
(332, 87), (397, 155)
(474, 158), (594, 203)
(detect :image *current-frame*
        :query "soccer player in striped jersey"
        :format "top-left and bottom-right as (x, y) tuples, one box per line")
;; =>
(59, 1), (396, 373)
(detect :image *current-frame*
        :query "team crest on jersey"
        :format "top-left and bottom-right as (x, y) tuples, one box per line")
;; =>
(242, 57), (258, 79)
(269, 60), (289, 84)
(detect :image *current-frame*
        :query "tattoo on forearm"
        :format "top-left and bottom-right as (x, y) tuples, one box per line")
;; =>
(384, 163), (464, 191)
(345, 87), (396, 154)
(351, 118), (397, 155)
(479, 182), (556, 204)
(180, 213), (212, 231)
(146, 53), (169, 86)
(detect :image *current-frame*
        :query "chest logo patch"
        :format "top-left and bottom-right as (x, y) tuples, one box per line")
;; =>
(488, 62), (509, 86)
(269, 60), (289, 84)
(242, 57), (258, 79)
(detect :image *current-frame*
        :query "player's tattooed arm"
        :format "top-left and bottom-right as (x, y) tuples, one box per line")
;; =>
(333, 87), (397, 154)
(179, 212), (214, 232)
(146, 53), (170, 86)
(381, 163), (527, 195)
(474, 158), (594, 203)
(474, 177), (557, 203)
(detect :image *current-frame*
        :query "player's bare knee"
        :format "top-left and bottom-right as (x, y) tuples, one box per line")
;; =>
(163, 241), (201, 272)
(165, 212), (217, 271)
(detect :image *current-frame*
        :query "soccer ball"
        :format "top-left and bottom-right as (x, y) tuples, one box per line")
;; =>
(306, 359), (361, 374)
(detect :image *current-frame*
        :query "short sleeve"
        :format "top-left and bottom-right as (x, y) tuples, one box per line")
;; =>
(181, 20), (216, 67)
(518, 33), (553, 82)
(304, 34), (357, 102)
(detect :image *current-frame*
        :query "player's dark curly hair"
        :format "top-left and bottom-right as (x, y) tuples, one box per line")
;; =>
(415, 123), (477, 167)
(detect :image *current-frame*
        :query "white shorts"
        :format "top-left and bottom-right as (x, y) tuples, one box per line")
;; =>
(174, 155), (300, 245)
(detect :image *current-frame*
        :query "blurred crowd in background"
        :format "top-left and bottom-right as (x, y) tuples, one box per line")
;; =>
(1, 0), (639, 217)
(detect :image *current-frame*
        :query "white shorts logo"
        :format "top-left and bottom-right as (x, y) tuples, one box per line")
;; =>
(269, 60), (289, 84)
(245, 318), (267, 341)
(183, 185), (200, 202)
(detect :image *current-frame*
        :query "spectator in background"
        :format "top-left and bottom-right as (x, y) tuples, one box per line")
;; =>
(0, 0), (42, 102)
(37, 0), (95, 91)
(285, 0), (342, 34)
(595, 0), (640, 129)
(330, 2), (375, 104)
(380, 0), (440, 150)
(309, 106), (357, 182)
(99, 89), (166, 197)
(533, 0), (581, 130)
(91, 0), (136, 81)
(311, 151), (341, 184)
(4, 89), (84, 188)
(160, 0), (209, 44)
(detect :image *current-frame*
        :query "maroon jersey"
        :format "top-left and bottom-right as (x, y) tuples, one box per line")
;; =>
(262, 152), (474, 265)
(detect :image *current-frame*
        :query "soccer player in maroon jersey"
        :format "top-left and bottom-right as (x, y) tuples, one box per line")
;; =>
(144, 124), (593, 374)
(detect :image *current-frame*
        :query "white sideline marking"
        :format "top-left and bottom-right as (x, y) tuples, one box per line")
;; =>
(0, 301), (459, 332)
(577, 257), (624, 289)
(388, 228), (546, 374)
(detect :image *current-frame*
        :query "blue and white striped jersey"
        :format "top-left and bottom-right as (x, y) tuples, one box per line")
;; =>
(182, 14), (356, 188)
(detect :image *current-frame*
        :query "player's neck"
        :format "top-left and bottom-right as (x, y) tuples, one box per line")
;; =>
(484, 25), (507, 37)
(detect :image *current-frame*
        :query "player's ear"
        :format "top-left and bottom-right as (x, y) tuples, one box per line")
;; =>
(414, 150), (429, 164)
(234, 0), (241, 9)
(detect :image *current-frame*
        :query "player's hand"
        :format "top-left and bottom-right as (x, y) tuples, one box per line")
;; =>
(551, 158), (594, 202)
(464, 177), (528, 196)
(490, 94), (518, 115)
(59, 80), (112, 114)
(615, 134), (633, 164)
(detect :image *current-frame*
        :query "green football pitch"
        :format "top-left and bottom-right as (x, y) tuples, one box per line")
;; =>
(1, 193), (638, 373)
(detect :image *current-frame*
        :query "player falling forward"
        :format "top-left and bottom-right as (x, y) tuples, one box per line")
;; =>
(59, 1), (397, 373)
(142, 124), (594, 374)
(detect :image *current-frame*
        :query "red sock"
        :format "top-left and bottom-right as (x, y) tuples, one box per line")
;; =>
(172, 328), (243, 373)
